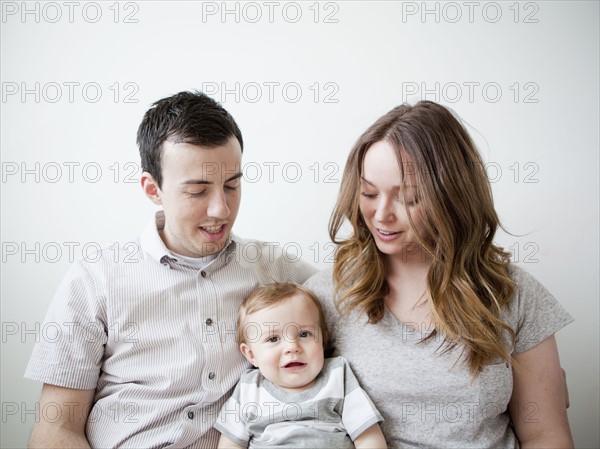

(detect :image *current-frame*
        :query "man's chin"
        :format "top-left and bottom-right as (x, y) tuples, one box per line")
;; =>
(197, 238), (228, 257)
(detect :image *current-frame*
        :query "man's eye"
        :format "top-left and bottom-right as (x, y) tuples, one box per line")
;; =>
(189, 191), (206, 197)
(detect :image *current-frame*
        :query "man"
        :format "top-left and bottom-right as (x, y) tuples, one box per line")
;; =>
(25, 91), (317, 448)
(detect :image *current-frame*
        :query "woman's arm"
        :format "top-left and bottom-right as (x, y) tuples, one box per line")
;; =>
(353, 423), (387, 449)
(509, 335), (573, 449)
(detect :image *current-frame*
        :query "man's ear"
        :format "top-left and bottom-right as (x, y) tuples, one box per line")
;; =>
(140, 172), (162, 206)
(240, 343), (257, 367)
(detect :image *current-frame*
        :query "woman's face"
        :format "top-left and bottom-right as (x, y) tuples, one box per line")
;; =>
(359, 140), (426, 261)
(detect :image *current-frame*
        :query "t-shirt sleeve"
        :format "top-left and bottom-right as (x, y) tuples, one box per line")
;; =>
(24, 260), (107, 389)
(338, 357), (383, 441)
(507, 265), (574, 354)
(214, 380), (250, 448)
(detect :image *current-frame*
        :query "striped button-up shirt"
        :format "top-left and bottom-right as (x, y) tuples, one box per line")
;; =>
(25, 212), (317, 448)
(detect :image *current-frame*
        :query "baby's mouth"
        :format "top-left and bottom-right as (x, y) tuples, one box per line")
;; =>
(283, 362), (306, 368)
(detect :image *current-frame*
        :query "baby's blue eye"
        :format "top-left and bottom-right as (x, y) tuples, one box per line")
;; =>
(266, 336), (279, 343)
(299, 331), (312, 338)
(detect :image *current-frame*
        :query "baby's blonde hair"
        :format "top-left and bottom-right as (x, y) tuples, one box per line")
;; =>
(237, 283), (329, 351)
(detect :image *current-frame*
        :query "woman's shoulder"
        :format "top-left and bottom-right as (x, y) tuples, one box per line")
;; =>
(303, 267), (335, 298)
(506, 263), (557, 302)
(303, 267), (341, 323)
(503, 263), (573, 353)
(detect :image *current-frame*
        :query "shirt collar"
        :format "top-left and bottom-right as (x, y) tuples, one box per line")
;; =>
(140, 211), (239, 267)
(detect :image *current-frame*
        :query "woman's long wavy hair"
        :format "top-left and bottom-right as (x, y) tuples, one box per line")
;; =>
(330, 101), (516, 376)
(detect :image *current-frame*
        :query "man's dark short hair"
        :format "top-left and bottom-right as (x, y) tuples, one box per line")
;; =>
(137, 91), (243, 188)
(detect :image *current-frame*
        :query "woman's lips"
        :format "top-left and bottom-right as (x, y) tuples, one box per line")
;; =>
(376, 228), (401, 241)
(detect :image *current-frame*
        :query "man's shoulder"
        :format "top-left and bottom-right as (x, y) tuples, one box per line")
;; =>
(231, 234), (290, 253)
(229, 234), (318, 283)
(73, 237), (148, 267)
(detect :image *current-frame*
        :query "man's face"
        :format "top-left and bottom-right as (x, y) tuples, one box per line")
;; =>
(143, 137), (242, 257)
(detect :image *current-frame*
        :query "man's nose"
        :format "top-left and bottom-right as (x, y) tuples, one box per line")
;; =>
(207, 190), (230, 219)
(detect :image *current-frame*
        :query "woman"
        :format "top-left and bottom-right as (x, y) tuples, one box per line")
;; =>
(305, 101), (573, 448)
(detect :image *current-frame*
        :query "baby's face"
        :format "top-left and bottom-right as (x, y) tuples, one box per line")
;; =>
(240, 294), (325, 393)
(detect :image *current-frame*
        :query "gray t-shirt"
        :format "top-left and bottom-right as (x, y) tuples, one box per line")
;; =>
(214, 356), (383, 448)
(304, 264), (573, 449)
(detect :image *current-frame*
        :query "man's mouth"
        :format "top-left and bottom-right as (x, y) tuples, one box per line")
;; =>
(199, 224), (227, 242)
(200, 224), (225, 234)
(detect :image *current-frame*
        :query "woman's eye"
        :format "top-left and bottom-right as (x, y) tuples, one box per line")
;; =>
(360, 192), (376, 199)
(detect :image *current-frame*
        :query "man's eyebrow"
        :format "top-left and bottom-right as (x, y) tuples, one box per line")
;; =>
(181, 179), (211, 185)
(181, 172), (243, 185)
(224, 172), (243, 183)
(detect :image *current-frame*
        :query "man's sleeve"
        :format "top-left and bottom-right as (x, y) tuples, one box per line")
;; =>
(24, 260), (107, 389)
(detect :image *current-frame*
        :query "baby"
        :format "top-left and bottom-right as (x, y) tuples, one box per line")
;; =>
(215, 283), (387, 449)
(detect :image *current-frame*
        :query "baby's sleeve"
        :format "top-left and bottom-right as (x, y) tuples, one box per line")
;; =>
(214, 381), (250, 448)
(339, 357), (384, 441)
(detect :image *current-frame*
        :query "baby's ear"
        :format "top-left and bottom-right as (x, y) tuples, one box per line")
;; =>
(240, 343), (257, 367)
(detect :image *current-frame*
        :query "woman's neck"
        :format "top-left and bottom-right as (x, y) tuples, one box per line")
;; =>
(384, 246), (431, 279)
(383, 251), (432, 325)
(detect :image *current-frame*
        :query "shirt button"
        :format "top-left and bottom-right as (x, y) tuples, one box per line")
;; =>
(206, 318), (213, 326)
(208, 372), (215, 380)
(201, 271), (207, 278)
(187, 411), (194, 419)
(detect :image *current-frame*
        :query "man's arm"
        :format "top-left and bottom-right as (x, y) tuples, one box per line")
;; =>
(509, 335), (573, 449)
(29, 384), (95, 449)
(353, 423), (387, 449)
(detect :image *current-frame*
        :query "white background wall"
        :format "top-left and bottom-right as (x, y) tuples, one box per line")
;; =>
(1, 1), (598, 447)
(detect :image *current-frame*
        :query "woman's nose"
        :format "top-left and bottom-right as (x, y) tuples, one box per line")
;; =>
(374, 197), (394, 222)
